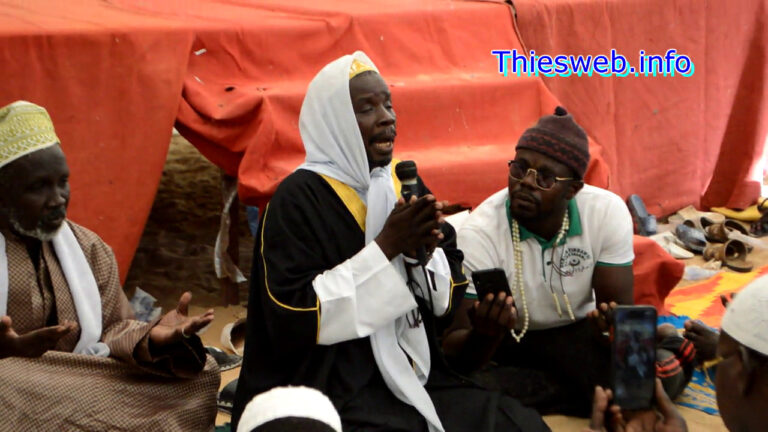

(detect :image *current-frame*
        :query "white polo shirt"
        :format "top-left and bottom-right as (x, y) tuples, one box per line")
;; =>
(458, 185), (634, 330)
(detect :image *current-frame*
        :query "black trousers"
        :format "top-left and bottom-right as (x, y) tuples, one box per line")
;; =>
(471, 318), (610, 417)
(340, 368), (550, 432)
(470, 319), (695, 417)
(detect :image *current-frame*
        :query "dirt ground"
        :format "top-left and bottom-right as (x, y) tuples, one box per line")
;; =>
(124, 135), (253, 312)
(125, 135), (762, 431)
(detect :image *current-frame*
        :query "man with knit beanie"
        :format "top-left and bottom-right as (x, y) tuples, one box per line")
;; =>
(443, 107), (637, 416)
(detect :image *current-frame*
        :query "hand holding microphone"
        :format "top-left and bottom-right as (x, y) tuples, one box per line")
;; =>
(374, 161), (444, 262)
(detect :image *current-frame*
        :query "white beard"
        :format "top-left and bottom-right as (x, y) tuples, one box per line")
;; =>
(9, 215), (62, 242)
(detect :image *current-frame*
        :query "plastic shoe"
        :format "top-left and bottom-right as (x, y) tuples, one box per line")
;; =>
(626, 194), (657, 236)
(675, 222), (707, 254)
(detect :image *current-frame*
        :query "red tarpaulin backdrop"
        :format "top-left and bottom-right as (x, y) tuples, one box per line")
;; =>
(512, 0), (768, 213)
(0, 0), (762, 291)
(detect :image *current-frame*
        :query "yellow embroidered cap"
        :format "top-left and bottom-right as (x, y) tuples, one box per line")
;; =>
(0, 101), (60, 170)
(348, 58), (377, 80)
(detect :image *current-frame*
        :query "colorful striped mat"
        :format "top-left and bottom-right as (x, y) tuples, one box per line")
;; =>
(661, 264), (768, 415)
(665, 265), (768, 328)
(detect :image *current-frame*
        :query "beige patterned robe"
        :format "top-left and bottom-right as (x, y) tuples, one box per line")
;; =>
(0, 221), (219, 431)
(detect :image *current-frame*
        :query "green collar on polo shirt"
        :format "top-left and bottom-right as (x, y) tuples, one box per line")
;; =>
(506, 197), (582, 250)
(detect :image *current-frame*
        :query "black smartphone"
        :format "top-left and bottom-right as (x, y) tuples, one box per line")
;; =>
(471, 268), (512, 299)
(611, 305), (657, 410)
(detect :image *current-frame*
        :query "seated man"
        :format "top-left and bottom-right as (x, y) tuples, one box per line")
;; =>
(443, 107), (638, 416)
(0, 101), (219, 430)
(232, 52), (549, 432)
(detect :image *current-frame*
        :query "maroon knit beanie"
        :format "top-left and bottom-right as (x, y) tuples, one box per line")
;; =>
(516, 106), (590, 179)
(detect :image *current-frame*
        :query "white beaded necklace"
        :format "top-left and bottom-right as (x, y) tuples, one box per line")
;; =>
(510, 218), (529, 343)
(548, 211), (576, 321)
(510, 209), (573, 343)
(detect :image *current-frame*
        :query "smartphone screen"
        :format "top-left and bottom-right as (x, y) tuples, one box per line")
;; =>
(611, 305), (657, 410)
(471, 268), (512, 299)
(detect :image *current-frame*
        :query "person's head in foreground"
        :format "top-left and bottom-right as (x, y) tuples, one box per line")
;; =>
(716, 275), (768, 432)
(0, 101), (69, 242)
(587, 274), (768, 432)
(508, 106), (587, 234)
(236, 386), (342, 432)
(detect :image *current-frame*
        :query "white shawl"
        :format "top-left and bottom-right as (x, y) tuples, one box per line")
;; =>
(0, 222), (104, 355)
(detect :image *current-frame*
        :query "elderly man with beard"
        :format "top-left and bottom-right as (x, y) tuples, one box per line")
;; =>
(0, 101), (220, 430)
(231, 52), (549, 432)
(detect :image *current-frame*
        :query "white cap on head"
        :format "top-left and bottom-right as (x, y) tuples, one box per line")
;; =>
(236, 386), (342, 432)
(721, 274), (768, 356)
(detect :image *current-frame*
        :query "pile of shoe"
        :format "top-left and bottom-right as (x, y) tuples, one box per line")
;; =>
(626, 194), (761, 272)
(670, 214), (753, 272)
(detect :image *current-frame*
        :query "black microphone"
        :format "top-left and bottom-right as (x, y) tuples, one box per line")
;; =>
(395, 160), (427, 265)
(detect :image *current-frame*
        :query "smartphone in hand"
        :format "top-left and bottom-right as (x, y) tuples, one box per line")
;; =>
(611, 305), (657, 410)
(471, 268), (512, 300)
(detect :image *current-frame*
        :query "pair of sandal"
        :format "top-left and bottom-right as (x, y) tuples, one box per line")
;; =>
(674, 218), (753, 272)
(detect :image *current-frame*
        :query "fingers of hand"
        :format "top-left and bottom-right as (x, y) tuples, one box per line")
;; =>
(654, 378), (677, 418)
(590, 386), (609, 424)
(177, 291), (192, 316)
(475, 295), (494, 317)
(187, 311), (215, 334)
(497, 296), (516, 328)
(0, 316), (11, 333)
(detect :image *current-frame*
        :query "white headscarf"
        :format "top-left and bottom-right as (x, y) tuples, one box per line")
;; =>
(297, 51), (375, 197)
(296, 52), (443, 432)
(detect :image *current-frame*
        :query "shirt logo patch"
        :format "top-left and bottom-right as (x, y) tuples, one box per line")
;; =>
(556, 247), (592, 277)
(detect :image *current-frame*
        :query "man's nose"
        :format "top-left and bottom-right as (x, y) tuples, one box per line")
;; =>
(375, 106), (395, 126)
(47, 186), (68, 207)
(520, 169), (539, 188)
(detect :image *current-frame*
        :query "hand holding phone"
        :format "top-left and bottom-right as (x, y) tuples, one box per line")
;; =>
(469, 269), (516, 336)
(611, 305), (657, 411)
(471, 268), (512, 300)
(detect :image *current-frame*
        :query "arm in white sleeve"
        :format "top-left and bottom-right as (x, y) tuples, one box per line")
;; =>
(314, 241), (417, 345)
(403, 248), (452, 316)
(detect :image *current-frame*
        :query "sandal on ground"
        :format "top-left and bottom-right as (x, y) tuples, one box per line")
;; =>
(626, 194), (657, 236)
(650, 231), (694, 259)
(702, 239), (753, 272)
(675, 222), (707, 254)
(217, 378), (238, 414)
(750, 198), (768, 237)
(205, 346), (242, 371)
(702, 218), (750, 243)
(220, 317), (247, 356)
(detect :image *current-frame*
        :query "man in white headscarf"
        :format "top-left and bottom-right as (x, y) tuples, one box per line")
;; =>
(232, 52), (549, 432)
(0, 100), (220, 430)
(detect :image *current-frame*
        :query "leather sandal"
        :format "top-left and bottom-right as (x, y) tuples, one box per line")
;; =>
(220, 317), (247, 356)
(702, 239), (753, 273)
(702, 219), (750, 243)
